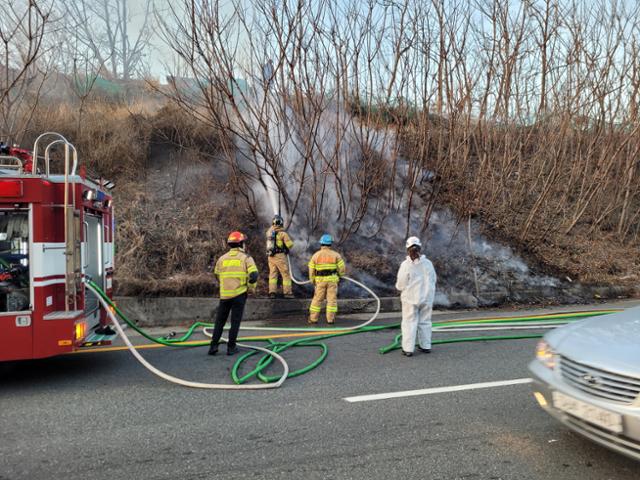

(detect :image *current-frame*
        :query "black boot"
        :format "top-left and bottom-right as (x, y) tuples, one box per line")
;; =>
(208, 344), (219, 355)
(95, 325), (116, 335)
(227, 345), (239, 355)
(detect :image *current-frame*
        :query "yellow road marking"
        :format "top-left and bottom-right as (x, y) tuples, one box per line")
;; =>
(72, 343), (168, 353)
(71, 309), (619, 355)
(442, 309), (620, 324)
(70, 330), (349, 354)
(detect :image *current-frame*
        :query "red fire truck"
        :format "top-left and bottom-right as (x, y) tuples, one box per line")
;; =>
(0, 132), (115, 361)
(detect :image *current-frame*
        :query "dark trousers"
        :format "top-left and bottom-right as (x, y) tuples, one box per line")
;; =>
(210, 293), (247, 349)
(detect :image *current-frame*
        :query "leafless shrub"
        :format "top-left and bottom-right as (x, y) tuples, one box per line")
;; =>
(0, 0), (57, 144)
(59, 0), (154, 81)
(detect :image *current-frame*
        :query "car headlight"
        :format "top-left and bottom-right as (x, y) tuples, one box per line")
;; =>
(536, 339), (557, 369)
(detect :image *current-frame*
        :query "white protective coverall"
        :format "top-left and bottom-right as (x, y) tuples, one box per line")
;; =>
(395, 254), (437, 353)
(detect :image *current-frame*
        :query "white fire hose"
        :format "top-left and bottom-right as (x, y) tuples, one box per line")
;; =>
(86, 252), (382, 389)
(86, 282), (289, 390)
(202, 255), (381, 339)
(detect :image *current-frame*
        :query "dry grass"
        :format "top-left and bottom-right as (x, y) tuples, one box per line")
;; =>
(28, 98), (238, 296)
(400, 119), (640, 286)
(27, 100), (152, 179)
(23, 94), (640, 296)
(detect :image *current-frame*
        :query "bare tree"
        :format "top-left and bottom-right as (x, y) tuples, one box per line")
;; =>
(61, 0), (153, 80)
(156, 0), (414, 243)
(0, 0), (56, 143)
(68, 54), (104, 136)
(145, 0), (640, 280)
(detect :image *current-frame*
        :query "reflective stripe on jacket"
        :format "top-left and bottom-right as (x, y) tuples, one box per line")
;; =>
(308, 246), (346, 283)
(215, 248), (258, 299)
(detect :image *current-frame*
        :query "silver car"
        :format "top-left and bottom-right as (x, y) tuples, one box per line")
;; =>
(528, 306), (640, 461)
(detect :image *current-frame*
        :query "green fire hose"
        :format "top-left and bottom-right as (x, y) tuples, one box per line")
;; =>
(87, 280), (615, 386)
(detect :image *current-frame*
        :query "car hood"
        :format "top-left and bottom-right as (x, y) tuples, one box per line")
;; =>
(546, 307), (640, 377)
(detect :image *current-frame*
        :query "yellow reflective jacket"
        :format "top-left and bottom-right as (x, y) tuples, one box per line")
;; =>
(214, 248), (258, 299)
(308, 246), (346, 284)
(266, 226), (294, 255)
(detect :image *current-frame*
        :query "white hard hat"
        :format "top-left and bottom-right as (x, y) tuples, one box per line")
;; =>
(406, 236), (422, 249)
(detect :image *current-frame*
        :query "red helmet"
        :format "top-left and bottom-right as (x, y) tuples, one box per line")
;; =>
(227, 231), (247, 244)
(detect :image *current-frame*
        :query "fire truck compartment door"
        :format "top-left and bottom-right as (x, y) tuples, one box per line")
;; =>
(0, 314), (32, 360)
(83, 214), (103, 320)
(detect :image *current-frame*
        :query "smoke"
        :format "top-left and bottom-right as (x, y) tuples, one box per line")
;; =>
(233, 88), (560, 306)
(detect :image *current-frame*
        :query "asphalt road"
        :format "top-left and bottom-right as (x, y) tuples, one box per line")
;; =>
(1, 307), (639, 480)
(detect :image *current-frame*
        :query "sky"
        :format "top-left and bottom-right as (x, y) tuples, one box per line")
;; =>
(129, 0), (237, 80)
(130, 0), (172, 79)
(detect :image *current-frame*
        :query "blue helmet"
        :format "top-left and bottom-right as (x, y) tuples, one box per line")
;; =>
(319, 234), (333, 246)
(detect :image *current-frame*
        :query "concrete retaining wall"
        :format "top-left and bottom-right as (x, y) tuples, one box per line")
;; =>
(114, 295), (399, 327)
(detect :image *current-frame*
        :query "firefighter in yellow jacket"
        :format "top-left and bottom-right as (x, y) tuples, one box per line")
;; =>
(308, 234), (346, 325)
(208, 231), (258, 356)
(266, 214), (295, 299)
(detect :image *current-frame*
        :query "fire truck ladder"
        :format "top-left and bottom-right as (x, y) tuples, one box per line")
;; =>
(33, 133), (81, 312)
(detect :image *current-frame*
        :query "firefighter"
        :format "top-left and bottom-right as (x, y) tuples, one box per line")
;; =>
(266, 214), (295, 299)
(308, 234), (346, 325)
(395, 236), (437, 356)
(208, 231), (259, 356)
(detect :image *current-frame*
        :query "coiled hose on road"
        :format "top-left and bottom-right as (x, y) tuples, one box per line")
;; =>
(86, 281), (289, 389)
(87, 271), (618, 388)
(86, 258), (384, 389)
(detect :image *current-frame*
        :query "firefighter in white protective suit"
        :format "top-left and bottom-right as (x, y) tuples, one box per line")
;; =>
(395, 236), (437, 357)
